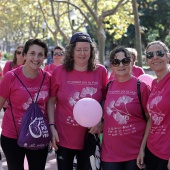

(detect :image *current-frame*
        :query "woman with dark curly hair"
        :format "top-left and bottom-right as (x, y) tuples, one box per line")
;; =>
(47, 32), (108, 170)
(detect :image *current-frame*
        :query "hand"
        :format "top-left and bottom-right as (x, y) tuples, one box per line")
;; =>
(137, 148), (146, 169)
(168, 158), (170, 170)
(88, 121), (101, 134)
(50, 126), (59, 151)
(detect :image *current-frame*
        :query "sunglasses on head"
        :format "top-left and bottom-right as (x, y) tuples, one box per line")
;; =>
(16, 51), (22, 55)
(146, 50), (165, 59)
(53, 52), (63, 56)
(111, 57), (131, 67)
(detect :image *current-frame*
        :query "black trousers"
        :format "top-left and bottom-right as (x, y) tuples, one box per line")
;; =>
(1, 135), (48, 170)
(102, 159), (140, 170)
(145, 146), (168, 170)
(56, 145), (84, 170)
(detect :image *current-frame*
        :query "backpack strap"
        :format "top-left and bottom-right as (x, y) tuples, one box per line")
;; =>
(9, 97), (19, 137)
(106, 80), (113, 93)
(35, 72), (46, 102)
(14, 71), (46, 102)
(9, 71), (47, 137)
(137, 79), (147, 121)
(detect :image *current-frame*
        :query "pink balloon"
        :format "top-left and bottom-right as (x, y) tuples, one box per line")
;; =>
(138, 74), (154, 87)
(73, 98), (102, 127)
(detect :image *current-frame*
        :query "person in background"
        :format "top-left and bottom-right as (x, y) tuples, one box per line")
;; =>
(109, 47), (145, 81)
(101, 46), (150, 170)
(3, 45), (25, 75)
(0, 39), (50, 170)
(44, 45), (65, 74)
(137, 41), (170, 170)
(0, 51), (2, 61)
(0, 66), (2, 82)
(47, 32), (108, 170)
(2, 45), (25, 112)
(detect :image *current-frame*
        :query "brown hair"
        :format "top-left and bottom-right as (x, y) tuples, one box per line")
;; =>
(145, 41), (169, 53)
(109, 46), (131, 64)
(62, 42), (99, 72)
(12, 45), (24, 66)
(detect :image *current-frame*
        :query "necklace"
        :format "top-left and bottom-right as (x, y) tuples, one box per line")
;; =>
(23, 66), (39, 79)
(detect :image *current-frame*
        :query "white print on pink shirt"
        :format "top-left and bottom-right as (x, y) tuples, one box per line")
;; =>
(68, 86), (97, 126)
(108, 124), (136, 136)
(148, 96), (164, 125)
(69, 87), (97, 106)
(107, 95), (133, 124)
(23, 91), (48, 110)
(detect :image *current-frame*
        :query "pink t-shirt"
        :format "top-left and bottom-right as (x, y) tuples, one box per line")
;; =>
(50, 64), (108, 150)
(147, 72), (170, 160)
(101, 76), (150, 162)
(3, 61), (22, 76)
(44, 63), (59, 75)
(0, 66), (51, 139)
(109, 65), (145, 81)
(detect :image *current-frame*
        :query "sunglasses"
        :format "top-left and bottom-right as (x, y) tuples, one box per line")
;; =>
(53, 52), (63, 56)
(146, 50), (165, 59)
(16, 51), (23, 55)
(111, 57), (131, 67)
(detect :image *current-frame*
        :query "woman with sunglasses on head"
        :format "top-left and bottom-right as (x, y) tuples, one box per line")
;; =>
(44, 45), (65, 74)
(137, 41), (170, 170)
(101, 46), (150, 170)
(47, 32), (108, 170)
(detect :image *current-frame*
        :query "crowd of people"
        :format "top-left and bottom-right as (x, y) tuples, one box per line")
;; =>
(0, 32), (169, 170)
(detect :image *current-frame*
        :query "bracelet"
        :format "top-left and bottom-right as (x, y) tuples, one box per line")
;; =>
(48, 123), (56, 126)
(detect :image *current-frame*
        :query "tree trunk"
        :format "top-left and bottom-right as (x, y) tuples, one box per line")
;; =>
(132, 0), (143, 67)
(96, 27), (106, 64)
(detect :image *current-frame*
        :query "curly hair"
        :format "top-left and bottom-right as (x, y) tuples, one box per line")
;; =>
(62, 42), (99, 72)
(109, 46), (131, 64)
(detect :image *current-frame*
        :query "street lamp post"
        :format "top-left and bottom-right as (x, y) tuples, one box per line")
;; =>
(42, 21), (47, 39)
(70, 9), (77, 27)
